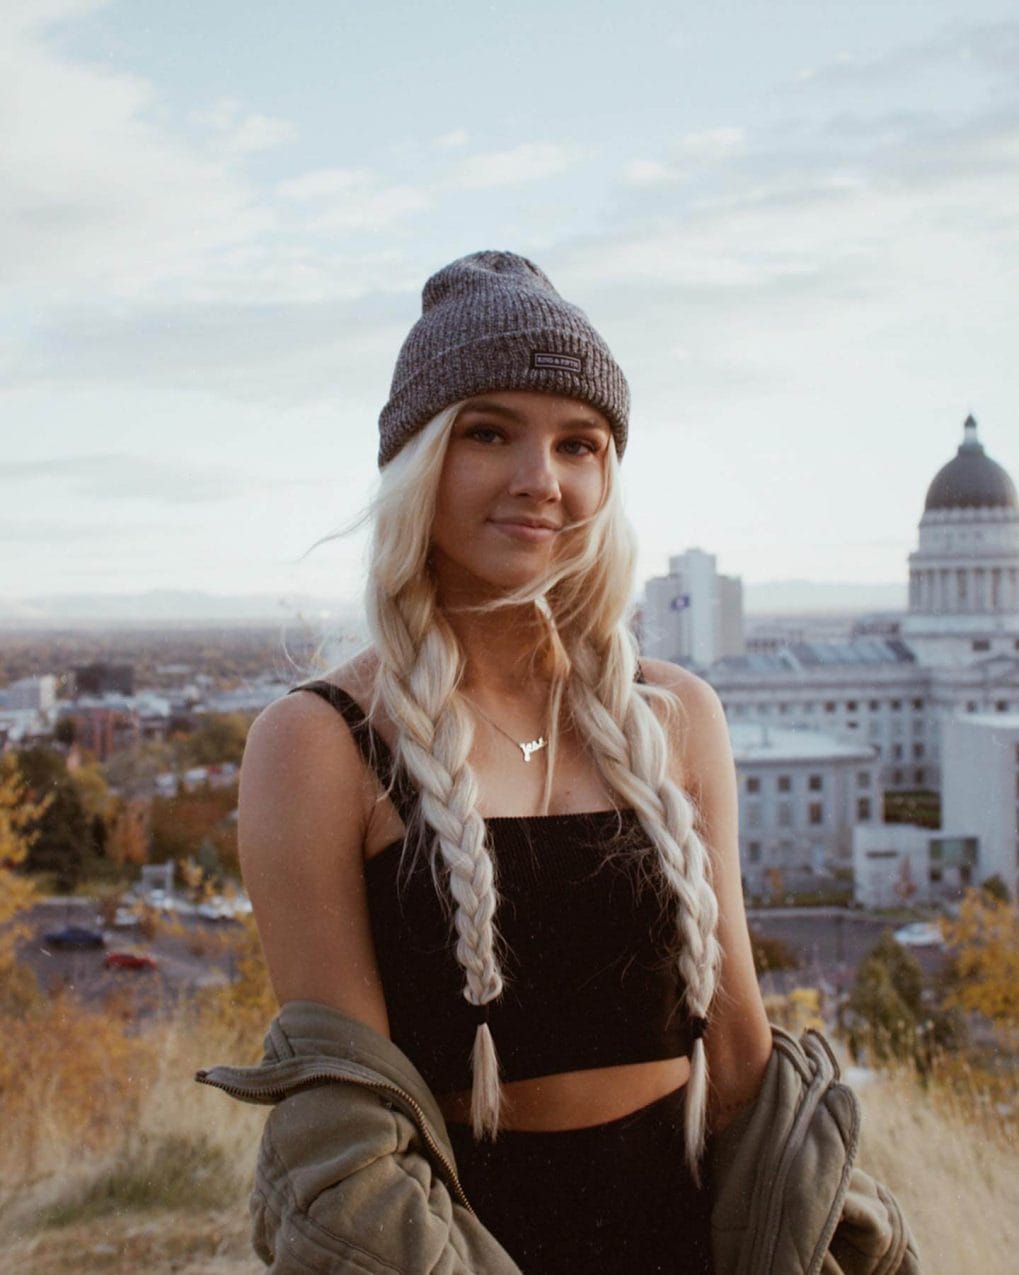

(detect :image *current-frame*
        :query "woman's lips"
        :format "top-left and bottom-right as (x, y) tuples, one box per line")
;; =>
(488, 519), (559, 542)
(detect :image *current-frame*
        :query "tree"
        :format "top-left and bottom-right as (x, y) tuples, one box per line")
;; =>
(15, 747), (88, 892)
(941, 889), (1019, 1042)
(180, 713), (251, 767)
(980, 874), (1011, 905)
(844, 931), (924, 1063)
(0, 756), (50, 1008)
(108, 797), (150, 867)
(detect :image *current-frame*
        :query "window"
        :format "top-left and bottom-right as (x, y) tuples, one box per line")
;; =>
(746, 776), (760, 794)
(857, 771), (870, 788)
(857, 797), (871, 820)
(912, 698), (924, 710)
(777, 774), (792, 792)
(914, 768), (925, 785)
(973, 639), (990, 652)
(892, 769), (904, 785)
(809, 802), (824, 826)
(747, 841), (761, 864)
(824, 701), (836, 713)
(777, 801), (793, 827)
(996, 700), (1010, 713)
(868, 699), (881, 711)
(967, 701), (978, 712)
(892, 743), (903, 760)
(930, 867), (943, 883)
(891, 699), (902, 711)
(913, 743), (925, 760)
(808, 774), (823, 791)
(846, 700), (858, 712)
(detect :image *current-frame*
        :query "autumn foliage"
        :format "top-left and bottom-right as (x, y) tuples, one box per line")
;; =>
(942, 889), (1019, 1041)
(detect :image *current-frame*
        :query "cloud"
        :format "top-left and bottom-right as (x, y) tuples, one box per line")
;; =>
(274, 167), (431, 232)
(622, 159), (679, 188)
(792, 20), (1019, 91)
(192, 97), (298, 156)
(0, 6), (273, 298)
(0, 453), (237, 502)
(447, 141), (580, 189)
(622, 128), (746, 187)
(432, 127), (469, 149)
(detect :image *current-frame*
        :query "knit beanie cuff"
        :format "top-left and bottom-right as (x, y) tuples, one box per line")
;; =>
(377, 251), (630, 467)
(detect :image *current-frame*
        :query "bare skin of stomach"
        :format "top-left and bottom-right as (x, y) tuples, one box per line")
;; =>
(436, 1055), (692, 1131)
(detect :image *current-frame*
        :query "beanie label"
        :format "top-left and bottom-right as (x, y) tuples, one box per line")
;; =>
(531, 351), (583, 373)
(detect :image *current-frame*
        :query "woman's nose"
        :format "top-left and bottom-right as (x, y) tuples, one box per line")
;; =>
(508, 445), (560, 501)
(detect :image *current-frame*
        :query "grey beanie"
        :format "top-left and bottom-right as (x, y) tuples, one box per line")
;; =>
(377, 250), (629, 467)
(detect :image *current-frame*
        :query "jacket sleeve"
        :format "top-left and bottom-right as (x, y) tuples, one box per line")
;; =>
(822, 1167), (922, 1275)
(248, 1077), (523, 1275)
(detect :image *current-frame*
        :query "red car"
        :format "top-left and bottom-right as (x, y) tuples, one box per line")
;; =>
(104, 950), (158, 972)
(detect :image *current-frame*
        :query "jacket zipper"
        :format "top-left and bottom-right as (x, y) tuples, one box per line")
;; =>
(195, 1067), (474, 1213)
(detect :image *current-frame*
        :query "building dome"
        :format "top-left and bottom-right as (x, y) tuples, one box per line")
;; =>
(924, 416), (1018, 512)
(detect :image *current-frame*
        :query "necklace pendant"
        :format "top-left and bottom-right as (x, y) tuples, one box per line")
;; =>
(519, 737), (547, 763)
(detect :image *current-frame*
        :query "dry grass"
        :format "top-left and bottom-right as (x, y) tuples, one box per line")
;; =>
(853, 1064), (1017, 1275)
(1, 958), (1015, 1274)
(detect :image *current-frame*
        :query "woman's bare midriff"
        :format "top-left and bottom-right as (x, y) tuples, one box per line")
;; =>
(436, 1056), (691, 1131)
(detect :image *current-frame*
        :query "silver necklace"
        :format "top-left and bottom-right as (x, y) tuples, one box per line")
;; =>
(463, 696), (548, 764)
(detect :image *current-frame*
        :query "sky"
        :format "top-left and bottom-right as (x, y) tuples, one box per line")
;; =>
(3, 0), (1019, 613)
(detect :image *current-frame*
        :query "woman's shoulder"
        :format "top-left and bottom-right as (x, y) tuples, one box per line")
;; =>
(242, 647), (382, 793)
(637, 658), (725, 724)
(637, 658), (731, 790)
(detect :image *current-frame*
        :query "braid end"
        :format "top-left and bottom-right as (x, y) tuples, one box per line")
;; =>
(684, 1035), (709, 1187)
(470, 1021), (502, 1141)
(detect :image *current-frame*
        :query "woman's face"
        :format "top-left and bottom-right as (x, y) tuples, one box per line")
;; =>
(430, 390), (612, 600)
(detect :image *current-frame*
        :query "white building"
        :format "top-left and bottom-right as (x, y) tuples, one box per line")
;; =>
(705, 418), (1019, 796)
(852, 824), (979, 909)
(642, 548), (744, 668)
(941, 712), (1019, 898)
(7, 675), (57, 712)
(729, 723), (879, 897)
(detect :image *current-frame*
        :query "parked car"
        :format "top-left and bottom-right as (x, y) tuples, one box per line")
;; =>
(104, 950), (158, 971)
(43, 925), (106, 950)
(893, 921), (944, 948)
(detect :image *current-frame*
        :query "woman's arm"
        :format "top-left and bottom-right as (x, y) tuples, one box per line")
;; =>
(640, 659), (772, 1128)
(238, 687), (390, 1038)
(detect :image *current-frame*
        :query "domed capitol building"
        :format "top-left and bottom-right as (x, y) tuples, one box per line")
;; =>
(647, 417), (1019, 902)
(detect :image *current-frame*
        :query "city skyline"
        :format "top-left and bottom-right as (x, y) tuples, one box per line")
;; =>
(3, 1), (1019, 607)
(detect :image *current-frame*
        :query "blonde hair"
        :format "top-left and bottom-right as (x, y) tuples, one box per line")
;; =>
(365, 403), (721, 1177)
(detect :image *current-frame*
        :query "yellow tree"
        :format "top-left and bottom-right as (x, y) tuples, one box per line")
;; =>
(942, 889), (1019, 1042)
(107, 796), (150, 866)
(0, 756), (52, 994)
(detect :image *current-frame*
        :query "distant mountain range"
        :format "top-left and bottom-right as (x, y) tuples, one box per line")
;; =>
(0, 582), (908, 628)
(743, 580), (907, 615)
(0, 591), (363, 629)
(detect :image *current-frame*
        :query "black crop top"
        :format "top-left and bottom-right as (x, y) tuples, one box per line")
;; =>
(294, 681), (699, 1095)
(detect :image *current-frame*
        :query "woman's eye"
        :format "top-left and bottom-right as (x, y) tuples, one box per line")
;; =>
(465, 425), (503, 443)
(560, 437), (599, 456)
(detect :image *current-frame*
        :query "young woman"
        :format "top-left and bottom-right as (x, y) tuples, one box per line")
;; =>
(238, 251), (772, 1272)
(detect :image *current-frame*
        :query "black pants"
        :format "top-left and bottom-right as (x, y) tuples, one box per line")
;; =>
(447, 1087), (713, 1274)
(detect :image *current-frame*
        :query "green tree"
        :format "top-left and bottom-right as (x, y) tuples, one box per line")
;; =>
(179, 713), (251, 767)
(844, 931), (924, 1063)
(15, 747), (88, 892)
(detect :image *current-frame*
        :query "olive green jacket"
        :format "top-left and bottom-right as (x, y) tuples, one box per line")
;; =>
(197, 1001), (920, 1274)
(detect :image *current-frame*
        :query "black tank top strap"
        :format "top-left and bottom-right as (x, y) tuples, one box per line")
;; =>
(288, 680), (419, 825)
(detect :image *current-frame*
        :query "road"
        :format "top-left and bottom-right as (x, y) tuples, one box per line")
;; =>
(17, 897), (239, 1021)
(747, 907), (948, 997)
